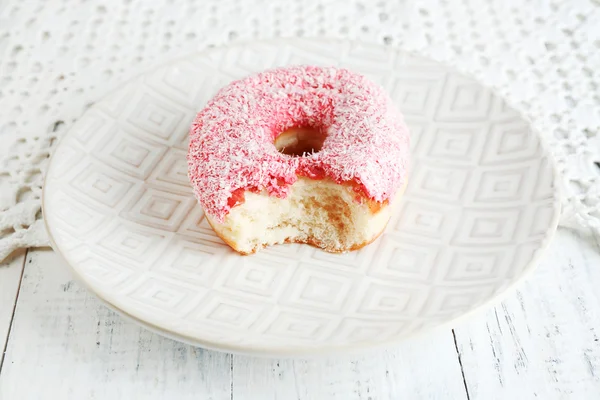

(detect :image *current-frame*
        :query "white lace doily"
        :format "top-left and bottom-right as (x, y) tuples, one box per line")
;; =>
(1, 0), (599, 261)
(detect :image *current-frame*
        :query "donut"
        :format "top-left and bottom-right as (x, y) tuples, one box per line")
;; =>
(187, 65), (410, 254)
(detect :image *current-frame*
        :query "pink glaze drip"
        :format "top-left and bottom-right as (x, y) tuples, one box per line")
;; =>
(187, 65), (410, 222)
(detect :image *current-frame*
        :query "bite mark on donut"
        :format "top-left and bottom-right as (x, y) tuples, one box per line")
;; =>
(204, 178), (403, 254)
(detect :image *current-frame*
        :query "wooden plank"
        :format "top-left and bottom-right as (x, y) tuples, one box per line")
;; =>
(7, 230), (598, 399)
(232, 333), (468, 399)
(455, 229), (600, 400)
(0, 249), (25, 369)
(0, 249), (232, 400)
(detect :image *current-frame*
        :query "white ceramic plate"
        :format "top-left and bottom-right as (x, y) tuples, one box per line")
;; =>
(43, 39), (560, 356)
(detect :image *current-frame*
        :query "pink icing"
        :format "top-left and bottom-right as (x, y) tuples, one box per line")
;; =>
(187, 65), (410, 222)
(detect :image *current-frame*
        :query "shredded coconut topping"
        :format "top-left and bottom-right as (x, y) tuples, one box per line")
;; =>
(187, 65), (410, 221)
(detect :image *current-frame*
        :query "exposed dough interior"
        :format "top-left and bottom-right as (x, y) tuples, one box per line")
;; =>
(207, 177), (395, 254)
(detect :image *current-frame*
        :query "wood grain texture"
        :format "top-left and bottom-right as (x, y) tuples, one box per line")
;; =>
(3, 230), (600, 399)
(0, 249), (25, 369)
(454, 229), (600, 400)
(0, 249), (469, 399)
(0, 249), (232, 400)
(232, 335), (468, 400)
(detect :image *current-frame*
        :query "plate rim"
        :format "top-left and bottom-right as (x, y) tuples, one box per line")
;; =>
(42, 38), (563, 357)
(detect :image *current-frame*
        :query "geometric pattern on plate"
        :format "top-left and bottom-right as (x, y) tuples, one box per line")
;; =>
(43, 39), (560, 355)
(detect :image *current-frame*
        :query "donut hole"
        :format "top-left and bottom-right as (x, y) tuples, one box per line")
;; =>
(274, 127), (326, 157)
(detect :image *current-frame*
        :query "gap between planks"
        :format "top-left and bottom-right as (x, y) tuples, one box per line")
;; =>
(453, 229), (600, 399)
(453, 329), (472, 400)
(0, 249), (27, 372)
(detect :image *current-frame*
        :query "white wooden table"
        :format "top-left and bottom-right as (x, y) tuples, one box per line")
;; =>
(1, 229), (600, 399)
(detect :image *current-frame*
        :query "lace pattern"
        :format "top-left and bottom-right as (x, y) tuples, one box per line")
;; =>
(0, 0), (598, 260)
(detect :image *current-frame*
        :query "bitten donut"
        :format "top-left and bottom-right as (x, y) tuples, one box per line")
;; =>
(187, 65), (410, 254)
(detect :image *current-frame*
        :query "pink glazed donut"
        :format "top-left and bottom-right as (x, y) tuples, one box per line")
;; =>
(187, 65), (410, 254)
